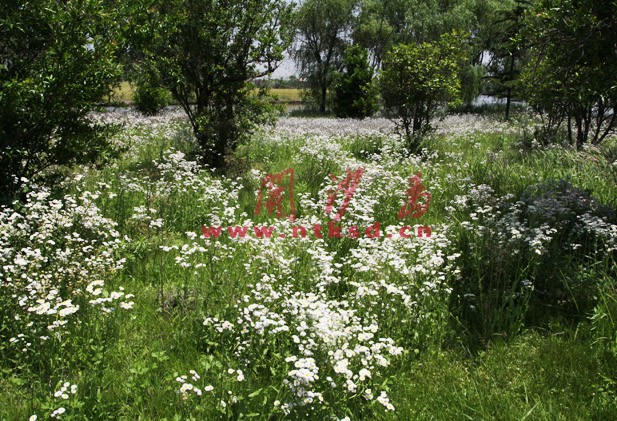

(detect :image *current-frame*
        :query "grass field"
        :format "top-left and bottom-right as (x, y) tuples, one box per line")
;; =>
(108, 82), (302, 104)
(1, 112), (616, 419)
(269, 88), (302, 102)
(108, 81), (136, 104)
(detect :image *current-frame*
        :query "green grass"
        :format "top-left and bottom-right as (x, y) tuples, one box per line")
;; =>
(392, 330), (617, 420)
(270, 88), (302, 103)
(1, 115), (616, 420)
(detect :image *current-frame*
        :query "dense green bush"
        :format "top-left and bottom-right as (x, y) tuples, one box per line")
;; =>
(133, 82), (171, 116)
(332, 45), (378, 119)
(0, 0), (121, 201)
(450, 179), (617, 345)
(380, 32), (466, 151)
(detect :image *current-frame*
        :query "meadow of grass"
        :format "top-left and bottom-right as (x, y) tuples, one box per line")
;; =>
(107, 81), (136, 104)
(269, 89), (303, 103)
(1, 111), (616, 420)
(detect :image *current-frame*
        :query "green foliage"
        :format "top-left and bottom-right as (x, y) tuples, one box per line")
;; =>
(459, 64), (486, 108)
(195, 85), (281, 168)
(133, 81), (171, 116)
(354, 0), (499, 68)
(0, 0), (122, 200)
(379, 33), (466, 150)
(292, 0), (355, 113)
(483, 0), (530, 120)
(132, 0), (293, 168)
(520, 0), (617, 148)
(332, 45), (379, 119)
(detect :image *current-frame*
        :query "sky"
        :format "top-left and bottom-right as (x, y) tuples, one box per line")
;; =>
(271, 57), (299, 78)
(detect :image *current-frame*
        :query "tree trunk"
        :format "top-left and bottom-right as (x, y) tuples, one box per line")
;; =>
(320, 84), (327, 113)
(505, 88), (512, 121)
(504, 55), (516, 121)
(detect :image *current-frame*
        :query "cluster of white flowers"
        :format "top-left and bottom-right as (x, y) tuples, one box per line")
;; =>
(578, 213), (617, 253)
(176, 370), (214, 399)
(448, 179), (617, 258)
(50, 407), (66, 418)
(435, 114), (521, 137)
(0, 186), (133, 354)
(160, 117), (469, 417)
(275, 117), (395, 138)
(90, 109), (192, 154)
(54, 381), (78, 400)
(110, 148), (244, 235)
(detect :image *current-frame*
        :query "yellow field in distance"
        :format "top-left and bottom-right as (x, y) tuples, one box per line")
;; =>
(108, 83), (301, 105)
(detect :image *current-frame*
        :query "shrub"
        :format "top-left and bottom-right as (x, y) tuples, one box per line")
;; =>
(332, 45), (378, 119)
(449, 180), (617, 345)
(0, 0), (122, 200)
(133, 82), (170, 116)
(380, 32), (466, 152)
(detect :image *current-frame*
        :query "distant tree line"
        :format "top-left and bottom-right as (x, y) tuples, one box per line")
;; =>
(254, 77), (306, 90)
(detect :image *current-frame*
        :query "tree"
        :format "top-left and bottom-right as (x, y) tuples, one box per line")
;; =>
(134, 0), (293, 168)
(354, 0), (498, 107)
(354, 0), (493, 68)
(0, 0), (122, 200)
(332, 45), (378, 118)
(292, 0), (356, 113)
(484, 0), (530, 120)
(380, 33), (466, 150)
(520, 0), (617, 148)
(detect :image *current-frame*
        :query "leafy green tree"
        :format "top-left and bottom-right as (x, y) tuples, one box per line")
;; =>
(380, 33), (466, 150)
(354, 0), (499, 107)
(520, 0), (617, 148)
(484, 0), (530, 119)
(133, 0), (293, 168)
(133, 77), (171, 116)
(332, 45), (378, 118)
(0, 0), (122, 200)
(354, 0), (493, 67)
(292, 0), (356, 113)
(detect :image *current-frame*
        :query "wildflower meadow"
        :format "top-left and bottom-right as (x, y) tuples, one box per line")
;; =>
(1, 110), (616, 419)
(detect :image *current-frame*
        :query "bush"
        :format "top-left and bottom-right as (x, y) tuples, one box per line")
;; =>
(133, 82), (171, 116)
(332, 45), (378, 119)
(0, 0), (122, 200)
(380, 32), (466, 151)
(449, 179), (617, 345)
